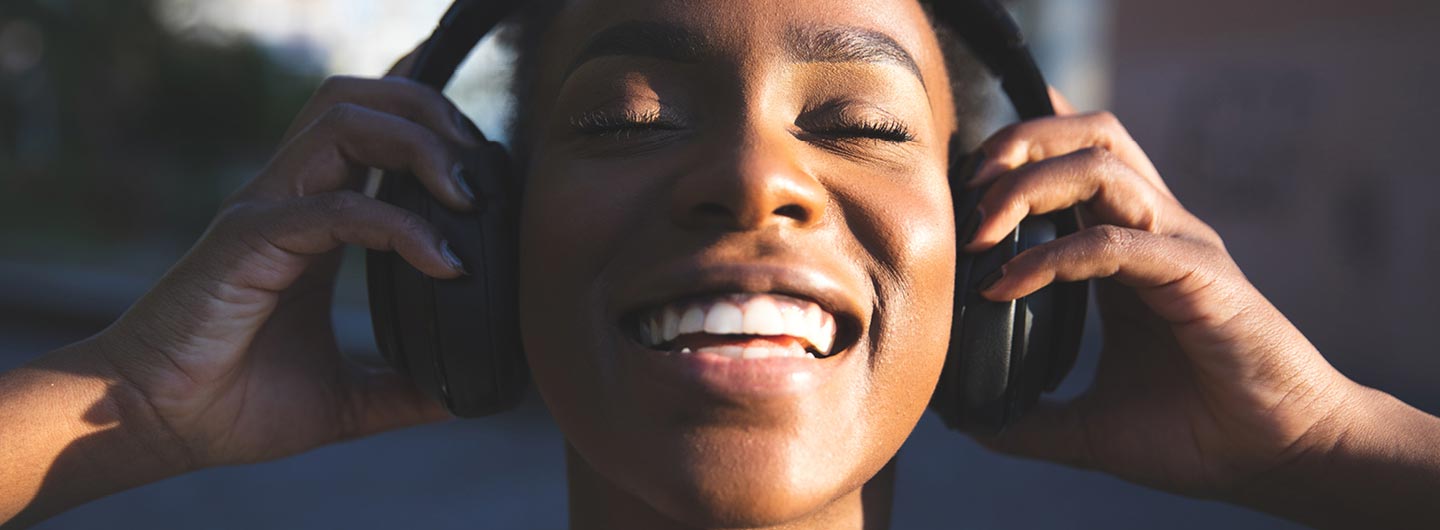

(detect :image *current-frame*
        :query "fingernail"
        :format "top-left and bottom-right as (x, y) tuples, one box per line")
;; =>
(441, 240), (468, 275)
(978, 267), (1005, 293)
(959, 207), (986, 248)
(452, 163), (478, 204)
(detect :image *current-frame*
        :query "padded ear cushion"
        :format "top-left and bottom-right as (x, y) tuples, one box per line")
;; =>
(431, 144), (528, 416)
(365, 142), (528, 418)
(368, 161), (445, 403)
(930, 153), (1087, 433)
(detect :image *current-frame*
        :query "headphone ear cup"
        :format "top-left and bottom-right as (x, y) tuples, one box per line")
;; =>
(930, 152), (1086, 433)
(931, 153), (978, 428)
(365, 142), (528, 418)
(367, 164), (446, 404)
(934, 187), (1023, 431)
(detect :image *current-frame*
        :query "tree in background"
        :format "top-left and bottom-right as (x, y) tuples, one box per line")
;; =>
(0, 0), (322, 258)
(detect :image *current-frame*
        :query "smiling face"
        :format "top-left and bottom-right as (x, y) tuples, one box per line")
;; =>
(516, 0), (958, 526)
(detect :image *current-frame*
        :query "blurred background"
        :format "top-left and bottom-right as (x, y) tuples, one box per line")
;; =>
(2, 0), (1437, 528)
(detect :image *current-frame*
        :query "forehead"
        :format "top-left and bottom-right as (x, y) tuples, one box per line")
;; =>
(537, 0), (952, 98)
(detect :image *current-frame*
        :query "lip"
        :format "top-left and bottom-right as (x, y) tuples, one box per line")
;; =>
(609, 260), (869, 401)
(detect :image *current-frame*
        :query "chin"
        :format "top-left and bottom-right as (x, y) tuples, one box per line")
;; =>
(526, 287), (912, 528)
(573, 413), (882, 528)
(656, 395), (883, 525)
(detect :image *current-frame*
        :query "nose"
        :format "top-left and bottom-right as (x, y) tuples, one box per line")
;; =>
(669, 130), (827, 232)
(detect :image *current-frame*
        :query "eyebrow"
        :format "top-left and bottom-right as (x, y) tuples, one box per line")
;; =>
(563, 21), (923, 85)
(784, 25), (924, 83)
(563, 21), (713, 80)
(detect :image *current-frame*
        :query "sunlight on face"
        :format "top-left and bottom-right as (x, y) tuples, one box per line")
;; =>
(517, 0), (958, 526)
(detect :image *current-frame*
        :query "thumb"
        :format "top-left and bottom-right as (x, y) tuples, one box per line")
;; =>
(973, 399), (1096, 470)
(341, 366), (453, 440)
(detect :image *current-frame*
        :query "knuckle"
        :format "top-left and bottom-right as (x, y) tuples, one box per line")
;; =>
(314, 75), (360, 100)
(983, 125), (1030, 158)
(1079, 146), (1120, 171)
(1089, 110), (1122, 130)
(1004, 169), (1047, 204)
(318, 102), (365, 131)
(312, 190), (361, 217)
(1091, 111), (1139, 149)
(1088, 224), (1138, 251)
(394, 211), (433, 238)
(987, 122), (1023, 146)
(1079, 147), (1131, 188)
(382, 77), (438, 114)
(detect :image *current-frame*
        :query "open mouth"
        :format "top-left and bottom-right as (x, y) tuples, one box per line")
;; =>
(625, 293), (850, 360)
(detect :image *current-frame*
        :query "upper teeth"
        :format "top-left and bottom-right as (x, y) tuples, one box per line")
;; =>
(635, 293), (838, 357)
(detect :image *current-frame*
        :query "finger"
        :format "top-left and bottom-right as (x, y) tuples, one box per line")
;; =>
(386, 46), (423, 77)
(1048, 86), (1078, 116)
(963, 147), (1210, 253)
(979, 225), (1239, 328)
(968, 111), (1169, 197)
(281, 76), (484, 149)
(264, 103), (478, 212)
(339, 366), (452, 440)
(222, 191), (466, 292)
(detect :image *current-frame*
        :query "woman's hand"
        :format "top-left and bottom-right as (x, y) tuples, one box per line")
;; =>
(964, 90), (1440, 523)
(93, 61), (483, 468)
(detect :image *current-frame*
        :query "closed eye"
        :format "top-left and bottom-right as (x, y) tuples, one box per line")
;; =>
(804, 118), (915, 143)
(570, 107), (685, 138)
(795, 101), (916, 144)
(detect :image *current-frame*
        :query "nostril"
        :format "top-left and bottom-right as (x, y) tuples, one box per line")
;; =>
(773, 204), (809, 223)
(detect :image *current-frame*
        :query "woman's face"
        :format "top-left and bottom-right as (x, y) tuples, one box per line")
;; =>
(518, 0), (957, 525)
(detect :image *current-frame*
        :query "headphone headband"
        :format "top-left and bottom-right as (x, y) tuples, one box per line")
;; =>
(409, 0), (518, 91)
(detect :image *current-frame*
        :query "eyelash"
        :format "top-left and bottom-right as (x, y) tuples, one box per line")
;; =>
(568, 108), (916, 145)
(806, 117), (916, 143)
(570, 108), (681, 138)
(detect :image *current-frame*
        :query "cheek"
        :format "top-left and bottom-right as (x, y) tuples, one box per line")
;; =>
(517, 158), (650, 428)
(836, 170), (957, 429)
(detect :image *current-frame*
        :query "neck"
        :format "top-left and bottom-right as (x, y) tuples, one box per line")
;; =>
(565, 444), (895, 530)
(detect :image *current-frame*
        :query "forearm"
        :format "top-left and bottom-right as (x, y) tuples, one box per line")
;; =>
(1234, 385), (1440, 530)
(0, 336), (190, 528)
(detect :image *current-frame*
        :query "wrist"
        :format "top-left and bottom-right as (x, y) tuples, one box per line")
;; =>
(1229, 382), (1440, 529)
(81, 330), (199, 475)
(0, 335), (195, 526)
(4, 335), (200, 527)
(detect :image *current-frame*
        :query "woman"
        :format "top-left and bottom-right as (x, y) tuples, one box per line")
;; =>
(2, 0), (1437, 528)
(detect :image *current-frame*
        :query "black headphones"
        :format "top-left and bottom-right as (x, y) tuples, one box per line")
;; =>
(366, 0), (1088, 433)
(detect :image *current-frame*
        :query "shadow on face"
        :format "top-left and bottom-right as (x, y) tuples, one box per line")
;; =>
(516, 0), (959, 526)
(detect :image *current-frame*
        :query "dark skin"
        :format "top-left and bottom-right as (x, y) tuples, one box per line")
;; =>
(3, 0), (1440, 529)
(521, 0), (954, 527)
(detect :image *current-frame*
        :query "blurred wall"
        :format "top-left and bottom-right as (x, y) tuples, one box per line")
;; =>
(1109, 0), (1440, 409)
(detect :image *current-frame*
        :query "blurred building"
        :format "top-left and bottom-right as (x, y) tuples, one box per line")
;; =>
(156, 0), (451, 75)
(1109, 0), (1440, 407)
